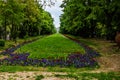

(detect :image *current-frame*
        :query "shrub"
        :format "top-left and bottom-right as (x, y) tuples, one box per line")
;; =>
(35, 75), (44, 80)
(0, 39), (5, 47)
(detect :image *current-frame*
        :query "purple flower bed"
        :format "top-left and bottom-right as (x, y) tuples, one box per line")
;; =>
(0, 37), (100, 68)
(0, 50), (100, 68)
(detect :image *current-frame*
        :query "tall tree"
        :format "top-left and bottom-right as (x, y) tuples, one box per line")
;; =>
(60, 0), (120, 40)
(0, 0), (56, 41)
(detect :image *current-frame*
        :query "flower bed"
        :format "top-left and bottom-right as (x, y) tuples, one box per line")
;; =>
(0, 35), (100, 68)
(0, 52), (99, 68)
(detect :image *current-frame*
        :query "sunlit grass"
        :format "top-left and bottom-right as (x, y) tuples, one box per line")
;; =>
(16, 33), (85, 59)
(0, 65), (94, 73)
(0, 36), (43, 52)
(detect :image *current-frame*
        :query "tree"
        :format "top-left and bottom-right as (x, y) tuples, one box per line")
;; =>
(60, 0), (120, 40)
(0, 0), (56, 41)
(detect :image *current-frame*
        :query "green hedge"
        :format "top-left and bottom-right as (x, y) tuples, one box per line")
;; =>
(0, 39), (5, 47)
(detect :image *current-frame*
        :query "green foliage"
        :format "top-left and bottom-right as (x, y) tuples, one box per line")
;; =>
(35, 75), (44, 80)
(24, 34), (29, 42)
(0, 39), (5, 47)
(16, 33), (85, 59)
(60, 0), (120, 40)
(40, 11), (56, 35)
(0, 0), (56, 41)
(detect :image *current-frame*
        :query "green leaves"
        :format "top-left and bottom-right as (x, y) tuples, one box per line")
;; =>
(60, 0), (120, 40)
(0, 0), (56, 40)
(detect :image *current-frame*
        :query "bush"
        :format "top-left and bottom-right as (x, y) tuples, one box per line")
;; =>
(0, 39), (5, 47)
(35, 75), (44, 80)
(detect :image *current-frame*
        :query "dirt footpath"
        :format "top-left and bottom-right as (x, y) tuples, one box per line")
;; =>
(96, 54), (120, 72)
(0, 71), (74, 80)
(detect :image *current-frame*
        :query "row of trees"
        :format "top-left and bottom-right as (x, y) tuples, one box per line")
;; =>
(60, 0), (120, 40)
(0, 0), (56, 41)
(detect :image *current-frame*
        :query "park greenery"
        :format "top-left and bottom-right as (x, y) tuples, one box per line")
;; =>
(16, 33), (85, 59)
(0, 0), (120, 79)
(60, 0), (120, 40)
(0, 0), (56, 42)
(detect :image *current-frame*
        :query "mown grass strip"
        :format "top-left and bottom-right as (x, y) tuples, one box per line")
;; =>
(16, 33), (85, 59)
(0, 35), (44, 52)
(0, 65), (93, 72)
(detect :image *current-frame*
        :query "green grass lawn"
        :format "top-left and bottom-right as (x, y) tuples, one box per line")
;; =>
(68, 35), (120, 56)
(0, 65), (92, 72)
(0, 35), (43, 52)
(16, 33), (85, 59)
(55, 72), (120, 80)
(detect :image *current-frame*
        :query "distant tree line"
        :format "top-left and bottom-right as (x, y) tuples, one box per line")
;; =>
(60, 0), (120, 40)
(0, 0), (56, 41)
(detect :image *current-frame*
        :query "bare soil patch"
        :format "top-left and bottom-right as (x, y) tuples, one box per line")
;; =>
(96, 54), (120, 72)
(0, 71), (71, 80)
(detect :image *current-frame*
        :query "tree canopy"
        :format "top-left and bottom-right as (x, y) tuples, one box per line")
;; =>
(0, 0), (56, 41)
(60, 0), (120, 40)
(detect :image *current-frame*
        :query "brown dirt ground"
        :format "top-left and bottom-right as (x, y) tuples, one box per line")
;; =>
(0, 72), (74, 80)
(95, 54), (120, 72)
